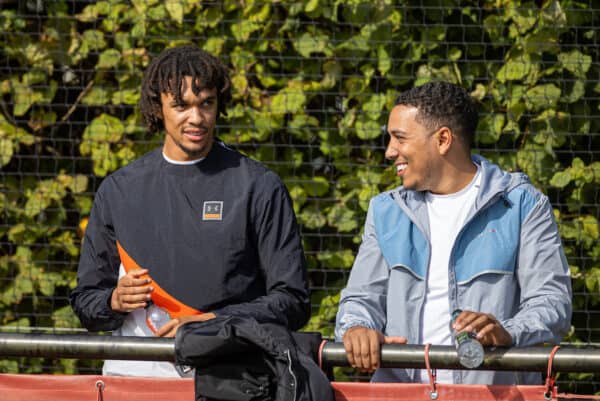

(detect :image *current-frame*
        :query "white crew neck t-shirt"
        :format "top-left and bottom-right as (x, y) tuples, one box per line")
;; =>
(417, 166), (481, 384)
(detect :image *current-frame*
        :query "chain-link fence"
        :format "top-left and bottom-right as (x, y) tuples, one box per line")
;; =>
(1, 0), (599, 390)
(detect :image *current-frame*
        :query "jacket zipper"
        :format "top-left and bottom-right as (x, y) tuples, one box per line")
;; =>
(391, 195), (432, 382)
(284, 349), (297, 401)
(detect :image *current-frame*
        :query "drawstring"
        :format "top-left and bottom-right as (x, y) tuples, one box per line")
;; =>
(424, 343), (438, 400)
(318, 339), (327, 370)
(544, 345), (560, 400)
(96, 380), (105, 401)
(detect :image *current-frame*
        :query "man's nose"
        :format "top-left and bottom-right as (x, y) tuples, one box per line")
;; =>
(384, 142), (398, 160)
(188, 107), (204, 125)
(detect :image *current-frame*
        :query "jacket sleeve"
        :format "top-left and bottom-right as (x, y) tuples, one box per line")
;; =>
(334, 199), (389, 341)
(212, 171), (310, 331)
(501, 193), (572, 346)
(69, 181), (126, 332)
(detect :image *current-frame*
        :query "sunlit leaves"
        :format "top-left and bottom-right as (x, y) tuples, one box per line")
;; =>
(355, 118), (381, 140)
(497, 57), (531, 83)
(558, 50), (592, 78)
(97, 49), (121, 69)
(22, 174), (88, 219)
(525, 84), (561, 111)
(294, 32), (333, 58)
(327, 206), (358, 233)
(0, 137), (12, 166)
(476, 113), (505, 144)
(550, 158), (600, 189)
(82, 87), (110, 106)
(270, 87), (306, 115)
(10, 73), (57, 116)
(0, 114), (37, 166)
(298, 205), (327, 230)
(81, 113), (124, 145)
(80, 114), (126, 176)
(0, 1), (599, 371)
(165, 0), (184, 24)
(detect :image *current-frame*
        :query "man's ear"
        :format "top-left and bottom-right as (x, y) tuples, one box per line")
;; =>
(437, 127), (453, 155)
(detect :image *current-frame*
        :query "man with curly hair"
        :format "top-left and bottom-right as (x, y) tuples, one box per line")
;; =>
(71, 45), (310, 377)
(335, 81), (572, 384)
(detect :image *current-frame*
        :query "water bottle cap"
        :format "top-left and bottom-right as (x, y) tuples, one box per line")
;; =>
(451, 309), (463, 321)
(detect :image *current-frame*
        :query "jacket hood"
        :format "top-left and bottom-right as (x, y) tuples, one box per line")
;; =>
(390, 154), (531, 211)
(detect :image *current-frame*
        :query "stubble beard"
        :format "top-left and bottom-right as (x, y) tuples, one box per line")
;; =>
(176, 133), (214, 158)
(177, 141), (207, 158)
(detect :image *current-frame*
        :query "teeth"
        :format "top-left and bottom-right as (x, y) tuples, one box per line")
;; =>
(396, 164), (407, 172)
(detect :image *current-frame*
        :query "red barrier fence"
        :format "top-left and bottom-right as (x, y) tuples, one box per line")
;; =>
(2, 335), (600, 400)
(0, 374), (559, 401)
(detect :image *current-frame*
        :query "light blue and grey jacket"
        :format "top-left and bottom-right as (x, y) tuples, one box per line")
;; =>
(335, 155), (572, 385)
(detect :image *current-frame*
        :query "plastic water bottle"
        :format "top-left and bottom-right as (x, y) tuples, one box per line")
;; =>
(145, 301), (171, 334)
(452, 309), (484, 368)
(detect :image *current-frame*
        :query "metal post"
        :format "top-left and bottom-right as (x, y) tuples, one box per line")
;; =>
(1, 333), (600, 372)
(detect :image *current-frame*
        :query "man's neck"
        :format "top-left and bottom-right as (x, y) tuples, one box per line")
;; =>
(430, 157), (477, 195)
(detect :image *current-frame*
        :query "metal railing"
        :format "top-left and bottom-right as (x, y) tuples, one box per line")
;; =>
(1, 333), (600, 372)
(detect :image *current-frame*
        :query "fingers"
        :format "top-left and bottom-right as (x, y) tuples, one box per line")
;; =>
(452, 310), (482, 333)
(111, 269), (153, 313)
(452, 310), (512, 347)
(194, 312), (217, 322)
(383, 336), (407, 344)
(342, 326), (385, 372)
(156, 313), (218, 338)
(156, 319), (178, 338)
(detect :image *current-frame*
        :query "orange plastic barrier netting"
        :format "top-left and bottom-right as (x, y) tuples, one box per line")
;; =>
(0, 373), (564, 401)
(331, 382), (556, 401)
(0, 374), (193, 401)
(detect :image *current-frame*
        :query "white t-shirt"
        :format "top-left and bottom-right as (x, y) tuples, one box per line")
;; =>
(102, 267), (186, 377)
(417, 166), (481, 384)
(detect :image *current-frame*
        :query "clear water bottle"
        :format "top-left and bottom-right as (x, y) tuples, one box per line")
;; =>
(145, 301), (171, 334)
(452, 309), (484, 368)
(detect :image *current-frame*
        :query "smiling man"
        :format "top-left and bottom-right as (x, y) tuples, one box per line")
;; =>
(335, 81), (572, 385)
(70, 46), (310, 377)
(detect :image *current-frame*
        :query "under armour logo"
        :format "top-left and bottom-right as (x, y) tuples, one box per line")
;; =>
(202, 201), (223, 221)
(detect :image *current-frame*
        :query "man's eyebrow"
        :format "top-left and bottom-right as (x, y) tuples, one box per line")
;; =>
(388, 129), (408, 136)
(183, 93), (217, 103)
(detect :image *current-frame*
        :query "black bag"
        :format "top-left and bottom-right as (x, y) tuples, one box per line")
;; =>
(175, 315), (335, 401)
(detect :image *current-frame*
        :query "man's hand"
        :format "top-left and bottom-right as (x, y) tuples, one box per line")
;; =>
(342, 326), (407, 372)
(110, 269), (152, 312)
(452, 310), (512, 346)
(156, 312), (217, 338)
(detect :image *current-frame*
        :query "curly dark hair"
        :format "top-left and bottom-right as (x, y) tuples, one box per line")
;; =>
(395, 81), (478, 147)
(139, 45), (232, 134)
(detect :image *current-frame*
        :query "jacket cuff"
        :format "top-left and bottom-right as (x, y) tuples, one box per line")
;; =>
(500, 319), (518, 346)
(101, 288), (128, 321)
(336, 320), (376, 342)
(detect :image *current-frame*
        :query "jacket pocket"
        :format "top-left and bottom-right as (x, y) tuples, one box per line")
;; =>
(454, 225), (517, 284)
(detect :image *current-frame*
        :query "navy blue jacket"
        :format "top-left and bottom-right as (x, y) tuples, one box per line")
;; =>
(70, 142), (310, 333)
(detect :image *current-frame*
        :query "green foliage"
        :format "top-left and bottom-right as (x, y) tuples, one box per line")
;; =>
(0, 1), (598, 385)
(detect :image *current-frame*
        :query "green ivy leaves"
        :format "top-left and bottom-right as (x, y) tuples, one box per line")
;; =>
(0, 2), (599, 378)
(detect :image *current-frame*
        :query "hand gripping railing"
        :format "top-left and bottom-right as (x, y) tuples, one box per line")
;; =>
(1, 332), (600, 372)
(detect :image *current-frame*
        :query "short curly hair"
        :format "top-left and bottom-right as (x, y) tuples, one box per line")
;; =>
(395, 81), (478, 147)
(139, 45), (232, 134)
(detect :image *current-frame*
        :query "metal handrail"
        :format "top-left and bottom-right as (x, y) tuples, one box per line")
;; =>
(1, 332), (599, 372)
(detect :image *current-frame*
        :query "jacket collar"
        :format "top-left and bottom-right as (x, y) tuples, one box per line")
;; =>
(389, 154), (530, 229)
